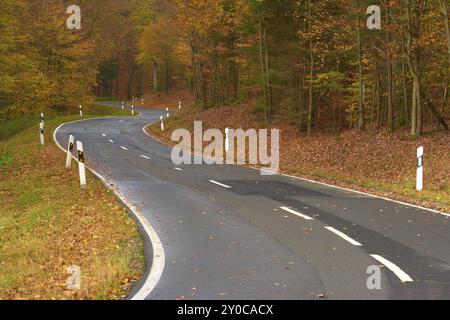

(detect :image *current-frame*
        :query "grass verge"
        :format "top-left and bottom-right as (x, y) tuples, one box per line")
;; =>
(0, 105), (144, 300)
(0, 104), (131, 141)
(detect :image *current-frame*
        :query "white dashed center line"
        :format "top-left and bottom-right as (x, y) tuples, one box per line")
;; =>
(280, 206), (314, 221)
(174, 168), (183, 171)
(140, 155), (151, 160)
(209, 180), (232, 189)
(109, 139), (115, 143)
(324, 226), (363, 246)
(120, 146), (129, 151)
(370, 254), (414, 283)
(102, 134), (106, 137)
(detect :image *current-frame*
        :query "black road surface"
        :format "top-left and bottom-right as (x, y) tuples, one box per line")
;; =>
(55, 102), (450, 300)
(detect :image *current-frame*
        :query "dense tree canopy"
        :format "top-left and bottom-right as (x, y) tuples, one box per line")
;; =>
(1, 0), (449, 137)
(132, 0), (449, 136)
(0, 0), (138, 119)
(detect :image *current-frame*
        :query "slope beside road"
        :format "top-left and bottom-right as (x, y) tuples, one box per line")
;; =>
(0, 106), (143, 300)
(54, 102), (450, 300)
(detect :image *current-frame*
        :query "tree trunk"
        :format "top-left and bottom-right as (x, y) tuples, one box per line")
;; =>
(415, 75), (423, 136)
(439, 0), (450, 113)
(307, 0), (314, 136)
(421, 91), (449, 130)
(405, 2), (423, 137)
(298, 64), (305, 130)
(443, 87), (448, 114)
(262, 15), (272, 124)
(376, 72), (382, 128)
(355, 0), (365, 130)
(440, 0), (450, 64)
(386, 1), (394, 131)
(127, 54), (135, 100)
(411, 78), (417, 136)
(191, 45), (199, 102)
(165, 57), (170, 94)
(258, 7), (269, 125)
(152, 62), (159, 92)
(401, 29), (409, 123)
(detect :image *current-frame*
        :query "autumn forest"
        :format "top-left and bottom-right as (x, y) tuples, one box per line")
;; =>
(2, 0), (450, 302)
(1, 0), (449, 137)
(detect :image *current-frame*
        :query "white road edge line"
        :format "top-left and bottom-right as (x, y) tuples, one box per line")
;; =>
(141, 124), (449, 218)
(140, 155), (151, 160)
(278, 172), (448, 217)
(120, 146), (129, 151)
(324, 226), (363, 246)
(370, 254), (414, 283)
(53, 118), (165, 301)
(280, 206), (314, 221)
(209, 180), (232, 189)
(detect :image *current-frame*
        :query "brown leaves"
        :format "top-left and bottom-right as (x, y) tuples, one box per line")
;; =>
(149, 101), (450, 212)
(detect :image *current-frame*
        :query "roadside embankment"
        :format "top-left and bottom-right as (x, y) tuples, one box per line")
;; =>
(0, 105), (144, 299)
(146, 102), (450, 213)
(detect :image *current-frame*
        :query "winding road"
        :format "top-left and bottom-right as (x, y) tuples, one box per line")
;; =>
(54, 102), (450, 300)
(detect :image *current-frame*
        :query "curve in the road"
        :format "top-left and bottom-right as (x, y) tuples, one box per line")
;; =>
(53, 102), (450, 300)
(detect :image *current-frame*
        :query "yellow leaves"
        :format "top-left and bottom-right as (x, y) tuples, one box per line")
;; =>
(175, 0), (225, 34)
(172, 0), (250, 44)
(0, 0), (99, 116)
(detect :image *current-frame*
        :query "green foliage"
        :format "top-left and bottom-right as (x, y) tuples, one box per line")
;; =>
(254, 98), (266, 113)
(314, 71), (348, 94)
(132, 0), (155, 34)
(0, 153), (13, 169)
(0, 116), (45, 141)
(95, 96), (121, 102)
(0, 104), (128, 141)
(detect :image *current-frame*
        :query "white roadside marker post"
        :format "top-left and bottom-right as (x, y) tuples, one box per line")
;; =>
(179, 101), (181, 110)
(77, 141), (86, 189)
(66, 135), (75, 169)
(141, 98), (144, 106)
(417, 146), (424, 191)
(166, 108), (169, 118)
(132, 105), (135, 116)
(160, 116), (164, 131)
(225, 127), (230, 152)
(41, 113), (45, 125)
(39, 122), (45, 146)
(122, 101), (125, 110)
(79, 105), (83, 117)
